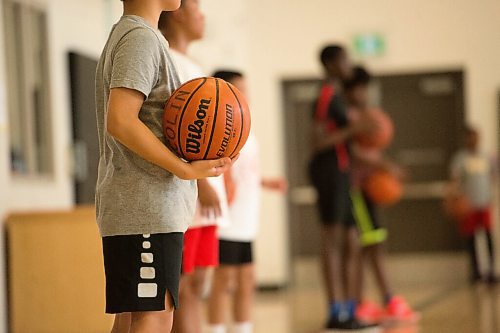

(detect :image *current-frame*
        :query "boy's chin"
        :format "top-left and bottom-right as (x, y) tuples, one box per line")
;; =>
(163, 0), (182, 12)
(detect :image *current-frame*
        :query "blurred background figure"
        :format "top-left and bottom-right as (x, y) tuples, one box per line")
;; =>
(448, 126), (498, 284)
(308, 45), (376, 330)
(345, 65), (418, 327)
(207, 70), (287, 333)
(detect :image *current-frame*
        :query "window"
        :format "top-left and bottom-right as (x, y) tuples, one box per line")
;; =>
(3, 0), (52, 176)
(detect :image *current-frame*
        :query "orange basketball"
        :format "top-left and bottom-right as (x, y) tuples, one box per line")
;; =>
(356, 108), (394, 150)
(163, 77), (251, 161)
(443, 195), (471, 221)
(364, 170), (402, 206)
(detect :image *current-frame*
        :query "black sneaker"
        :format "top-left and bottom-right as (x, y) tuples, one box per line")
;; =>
(326, 317), (379, 331)
(487, 274), (499, 285)
(470, 274), (483, 284)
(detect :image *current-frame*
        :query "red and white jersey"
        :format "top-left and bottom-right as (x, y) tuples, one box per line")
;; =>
(218, 133), (261, 241)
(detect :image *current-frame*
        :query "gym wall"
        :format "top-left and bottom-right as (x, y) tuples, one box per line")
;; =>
(0, 2), (500, 331)
(188, 0), (500, 286)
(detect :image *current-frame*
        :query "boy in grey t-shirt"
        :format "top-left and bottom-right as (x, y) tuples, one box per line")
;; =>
(450, 126), (497, 283)
(95, 1), (233, 331)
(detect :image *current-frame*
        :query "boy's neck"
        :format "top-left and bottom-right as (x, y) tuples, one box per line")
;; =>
(162, 29), (192, 55)
(123, 1), (162, 29)
(169, 35), (191, 55)
(325, 74), (340, 85)
(325, 77), (342, 92)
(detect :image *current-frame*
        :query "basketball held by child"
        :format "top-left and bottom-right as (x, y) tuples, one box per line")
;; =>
(356, 108), (394, 150)
(443, 194), (472, 222)
(364, 170), (402, 206)
(163, 77), (251, 161)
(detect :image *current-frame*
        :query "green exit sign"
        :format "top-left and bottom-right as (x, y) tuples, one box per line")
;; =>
(353, 34), (385, 57)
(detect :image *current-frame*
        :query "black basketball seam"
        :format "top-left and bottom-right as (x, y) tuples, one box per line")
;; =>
(226, 82), (245, 158)
(176, 77), (207, 160)
(202, 78), (220, 159)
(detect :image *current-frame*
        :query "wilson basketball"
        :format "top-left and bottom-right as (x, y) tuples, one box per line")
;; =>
(356, 108), (394, 150)
(364, 170), (402, 206)
(163, 77), (251, 161)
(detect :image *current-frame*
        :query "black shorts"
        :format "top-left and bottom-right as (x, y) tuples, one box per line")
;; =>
(309, 152), (355, 227)
(102, 232), (183, 313)
(351, 190), (387, 247)
(219, 240), (253, 265)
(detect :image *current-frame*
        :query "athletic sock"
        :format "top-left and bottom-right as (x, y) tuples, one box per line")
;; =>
(233, 322), (253, 333)
(344, 299), (356, 320)
(207, 324), (227, 333)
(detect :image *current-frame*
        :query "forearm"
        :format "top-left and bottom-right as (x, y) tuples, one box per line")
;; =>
(352, 147), (377, 165)
(261, 177), (287, 192)
(261, 178), (277, 188)
(314, 127), (354, 152)
(448, 175), (461, 195)
(108, 116), (190, 179)
(353, 152), (386, 169)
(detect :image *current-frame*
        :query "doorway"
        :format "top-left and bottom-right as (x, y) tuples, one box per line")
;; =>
(68, 52), (99, 204)
(283, 70), (466, 258)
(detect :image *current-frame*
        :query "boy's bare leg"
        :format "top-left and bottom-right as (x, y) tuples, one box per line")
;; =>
(341, 233), (349, 299)
(172, 268), (207, 333)
(234, 264), (255, 323)
(208, 266), (237, 324)
(355, 247), (367, 302)
(367, 244), (392, 300)
(111, 313), (131, 333)
(344, 226), (361, 300)
(485, 231), (496, 278)
(321, 224), (342, 302)
(129, 291), (175, 333)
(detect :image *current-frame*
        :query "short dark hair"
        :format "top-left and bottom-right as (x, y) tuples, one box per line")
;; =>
(319, 45), (344, 67)
(464, 125), (478, 136)
(212, 70), (243, 83)
(343, 65), (371, 91)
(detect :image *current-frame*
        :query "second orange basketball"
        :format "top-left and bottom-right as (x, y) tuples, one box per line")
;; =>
(163, 77), (251, 161)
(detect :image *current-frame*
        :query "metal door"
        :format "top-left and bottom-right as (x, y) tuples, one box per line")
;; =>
(68, 52), (99, 204)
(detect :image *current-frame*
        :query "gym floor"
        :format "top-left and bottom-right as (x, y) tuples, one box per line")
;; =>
(247, 254), (499, 333)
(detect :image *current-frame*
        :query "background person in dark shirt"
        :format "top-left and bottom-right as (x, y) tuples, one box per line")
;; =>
(309, 45), (376, 330)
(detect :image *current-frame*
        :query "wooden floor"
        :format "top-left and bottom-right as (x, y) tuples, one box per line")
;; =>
(250, 253), (500, 333)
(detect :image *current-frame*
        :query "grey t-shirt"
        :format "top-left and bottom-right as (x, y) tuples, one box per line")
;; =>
(450, 149), (494, 209)
(95, 15), (196, 237)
